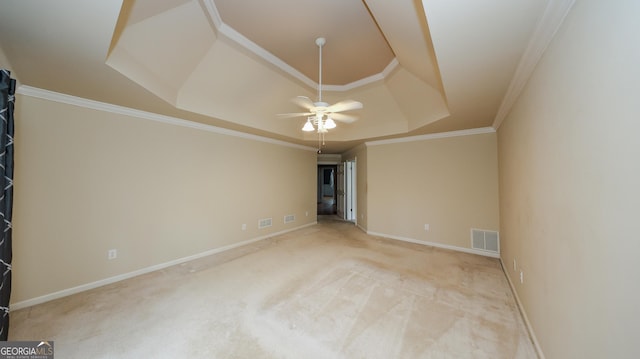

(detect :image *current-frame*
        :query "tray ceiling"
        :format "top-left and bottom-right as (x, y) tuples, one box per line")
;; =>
(0, 0), (554, 152)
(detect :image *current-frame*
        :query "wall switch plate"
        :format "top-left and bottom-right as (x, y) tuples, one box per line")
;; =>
(424, 224), (430, 231)
(520, 271), (524, 283)
(242, 224), (246, 231)
(108, 249), (117, 260)
(513, 258), (517, 271)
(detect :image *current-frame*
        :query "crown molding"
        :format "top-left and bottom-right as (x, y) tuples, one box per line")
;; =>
(16, 86), (317, 152)
(366, 127), (495, 147)
(220, 21), (318, 90)
(323, 59), (398, 92)
(199, 0), (223, 29)
(492, 0), (576, 130)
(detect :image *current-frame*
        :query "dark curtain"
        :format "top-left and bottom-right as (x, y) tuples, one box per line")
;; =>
(0, 69), (16, 340)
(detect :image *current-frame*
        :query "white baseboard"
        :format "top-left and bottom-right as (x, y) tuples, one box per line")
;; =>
(499, 259), (546, 359)
(366, 231), (500, 258)
(10, 222), (317, 311)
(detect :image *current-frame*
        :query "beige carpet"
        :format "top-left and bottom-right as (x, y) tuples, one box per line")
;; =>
(10, 218), (536, 358)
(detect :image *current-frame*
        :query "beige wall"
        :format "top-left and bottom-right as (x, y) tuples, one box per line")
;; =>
(0, 46), (19, 83)
(366, 131), (499, 252)
(12, 93), (317, 305)
(0, 47), (11, 69)
(497, 0), (640, 358)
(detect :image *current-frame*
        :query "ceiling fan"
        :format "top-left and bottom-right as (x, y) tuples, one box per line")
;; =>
(278, 37), (363, 149)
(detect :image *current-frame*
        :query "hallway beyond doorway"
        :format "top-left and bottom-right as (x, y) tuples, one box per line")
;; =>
(317, 165), (337, 215)
(317, 196), (336, 215)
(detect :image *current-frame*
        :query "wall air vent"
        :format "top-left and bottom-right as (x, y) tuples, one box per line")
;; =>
(284, 214), (295, 224)
(258, 218), (272, 229)
(471, 229), (500, 253)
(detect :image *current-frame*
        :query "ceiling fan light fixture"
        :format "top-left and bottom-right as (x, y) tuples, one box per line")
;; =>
(325, 117), (336, 129)
(277, 37), (362, 150)
(302, 118), (315, 132)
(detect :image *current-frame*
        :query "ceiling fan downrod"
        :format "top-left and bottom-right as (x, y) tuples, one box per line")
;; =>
(316, 37), (325, 103)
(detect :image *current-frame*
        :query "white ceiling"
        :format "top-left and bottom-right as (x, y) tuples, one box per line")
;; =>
(0, 0), (556, 153)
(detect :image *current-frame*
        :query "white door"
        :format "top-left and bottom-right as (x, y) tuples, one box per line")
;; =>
(345, 160), (356, 221)
(336, 163), (345, 218)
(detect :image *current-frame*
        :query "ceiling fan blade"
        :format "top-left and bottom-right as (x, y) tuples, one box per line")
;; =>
(329, 112), (358, 123)
(291, 96), (315, 111)
(327, 100), (363, 113)
(277, 112), (313, 118)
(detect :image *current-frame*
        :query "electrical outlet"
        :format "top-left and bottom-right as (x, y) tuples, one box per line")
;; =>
(108, 249), (117, 260)
(305, 211), (309, 217)
(520, 271), (524, 283)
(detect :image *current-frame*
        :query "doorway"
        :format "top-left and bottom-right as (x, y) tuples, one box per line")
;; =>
(317, 165), (337, 215)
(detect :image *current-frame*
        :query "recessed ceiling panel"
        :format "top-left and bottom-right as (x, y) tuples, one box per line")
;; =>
(214, 0), (395, 85)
